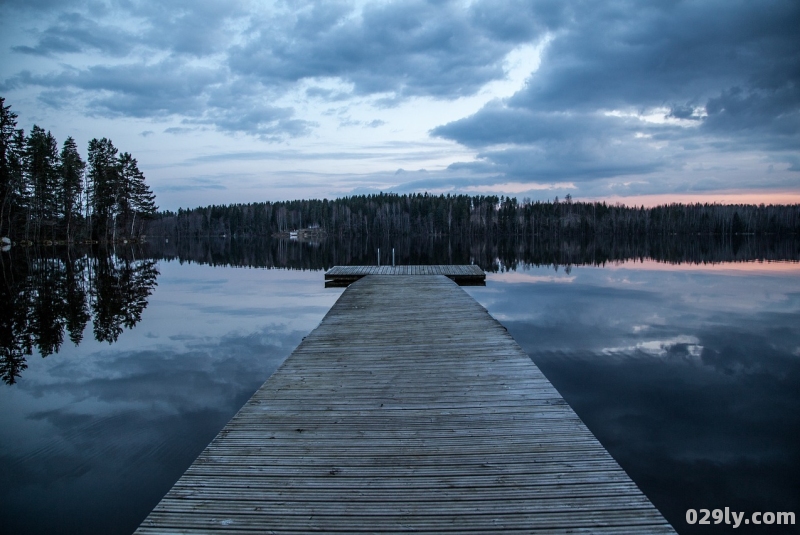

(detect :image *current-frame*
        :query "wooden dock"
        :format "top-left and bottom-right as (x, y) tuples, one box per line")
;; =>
(136, 273), (675, 534)
(325, 264), (485, 286)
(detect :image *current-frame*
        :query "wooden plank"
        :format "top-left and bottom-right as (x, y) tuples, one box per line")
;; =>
(325, 265), (485, 286)
(136, 275), (674, 534)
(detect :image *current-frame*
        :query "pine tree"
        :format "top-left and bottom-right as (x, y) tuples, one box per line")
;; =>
(2, 97), (158, 243)
(118, 152), (157, 238)
(7, 130), (27, 239)
(129, 159), (157, 237)
(87, 138), (120, 241)
(58, 137), (85, 241)
(117, 152), (136, 239)
(25, 126), (60, 241)
(0, 97), (21, 238)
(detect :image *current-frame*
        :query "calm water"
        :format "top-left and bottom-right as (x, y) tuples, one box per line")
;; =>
(1, 253), (798, 534)
(468, 262), (800, 534)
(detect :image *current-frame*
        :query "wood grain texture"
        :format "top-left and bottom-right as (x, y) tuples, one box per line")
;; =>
(324, 265), (485, 286)
(136, 275), (674, 534)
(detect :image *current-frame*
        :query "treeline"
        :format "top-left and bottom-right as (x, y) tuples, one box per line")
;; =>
(0, 97), (157, 244)
(145, 233), (800, 273)
(0, 248), (158, 384)
(147, 193), (800, 239)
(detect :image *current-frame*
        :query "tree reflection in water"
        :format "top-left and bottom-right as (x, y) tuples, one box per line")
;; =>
(0, 248), (158, 384)
(2, 232), (797, 385)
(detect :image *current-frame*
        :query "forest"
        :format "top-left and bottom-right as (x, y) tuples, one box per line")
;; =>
(148, 193), (800, 240)
(4, 94), (798, 246)
(0, 97), (157, 244)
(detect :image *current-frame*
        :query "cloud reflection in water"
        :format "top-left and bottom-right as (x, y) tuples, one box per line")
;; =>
(467, 263), (800, 534)
(0, 263), (342, 535)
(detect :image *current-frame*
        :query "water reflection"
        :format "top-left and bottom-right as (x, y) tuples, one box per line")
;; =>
(0, 263), (341, 535)
(467, 265), (800, 534)
(0, 248), (158, 384)
(145, 233), (799, 271)
(3, 234), (797, 384)
(2, 238), (799, 535)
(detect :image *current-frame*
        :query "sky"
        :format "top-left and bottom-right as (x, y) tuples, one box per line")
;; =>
(1, 0), (799, 211)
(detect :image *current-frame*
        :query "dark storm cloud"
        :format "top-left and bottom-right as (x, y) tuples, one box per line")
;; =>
(228, 0), (542, 100)
(130, 0), (249, 58)
(2, 0), (83, 10)
(4, 0), (798, 173)
(7, 0), (543, 130)
(3, 59), (313, 138)
(11, 12), (135, 57)
(475, 145), (666, 182)
(506, 0), (799, 114)
(185, 105), (316, 140)
(3, 61), (221, 117)
(433, 104), (669, 181)
(702, 86), (800, 150)
(3, 0), (309, 139)
(434, 0), (800, 186)
(7, 0), (246, 58)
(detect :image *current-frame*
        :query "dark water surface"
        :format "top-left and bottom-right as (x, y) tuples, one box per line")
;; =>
(1, 250), (798, 534)
(468, 262), (800, 534)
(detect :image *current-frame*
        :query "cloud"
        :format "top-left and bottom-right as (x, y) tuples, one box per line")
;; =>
(158, 183), (227, 192)
(2, 0), (798, 200)
(184, 103), (316, 140)
(163, 126), (195, 135)
(506, 1), (799, 113)
(703, 86), (800, 150)
(432, 0), (800, 192)
(184, 149), (395, 165)
(8, 0), (248, 59)
(5, 60), (221, 118)
(2, 2), (312, 139)
(433, 104), (670, 181)
(131, 0), (249, 58)
(5, 60), (314, 139)
(227, 0), (543, 100)
(10, 12), (136, 57)
(305, 86), (352, 101)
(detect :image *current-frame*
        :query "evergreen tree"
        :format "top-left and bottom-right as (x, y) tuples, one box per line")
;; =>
(123, 153), (157, 236)
(58, 137), (85, 241)
(87, 142), (157, 241)
(7, 130), (27, 239)
(0, 97), (16, 237)
(25, 126), (60, 241)
(87, 137), (120, 241)
(0, 99), (25, 239)
(1, 97), (158, 243)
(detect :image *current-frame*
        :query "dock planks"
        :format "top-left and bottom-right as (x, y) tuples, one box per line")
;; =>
(136, 275), (674, 534)
(325, 264), (485, 286)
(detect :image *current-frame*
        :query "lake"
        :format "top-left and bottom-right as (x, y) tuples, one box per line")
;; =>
(1, 243), (798, 534)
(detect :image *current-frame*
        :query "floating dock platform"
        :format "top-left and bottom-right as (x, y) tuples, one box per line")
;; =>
(324, 264), (486, 286)
(136, 271), (674, 534)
